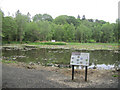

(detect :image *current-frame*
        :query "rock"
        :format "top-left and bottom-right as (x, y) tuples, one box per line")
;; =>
(58, 64), (64, 68)
(26, 65), (35, 69)
(54, 64), (59, 67)
(37, 62), (40, 65)
(115, 65), (120, 71)
(116, 68), (120, 71)
(19, 56), (26, 58)
(58, 64), (71, 68)
(48, 51), (51, 53)
(114, 51), (119, 54)
(47, 63), (53, 66)
(29, 62), (34, 65)
(93, 66), (97, 69)
(44, 58), (47, 61)
(110, 80), (113, 82)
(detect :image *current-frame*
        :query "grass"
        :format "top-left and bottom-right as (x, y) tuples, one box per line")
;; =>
(2, 60), (17, 64)
(2, 41), (67, 45)
(28, 42), (67, 45)
(112, 75), (119, 77)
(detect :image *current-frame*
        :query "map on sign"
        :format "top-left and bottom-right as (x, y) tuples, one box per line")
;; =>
(70, 52), (89, 66)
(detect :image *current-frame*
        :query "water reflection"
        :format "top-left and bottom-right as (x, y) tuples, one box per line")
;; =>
(2, 47), (119, 70)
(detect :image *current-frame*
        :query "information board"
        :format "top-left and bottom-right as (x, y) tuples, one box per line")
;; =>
(70, 52), (89, 66)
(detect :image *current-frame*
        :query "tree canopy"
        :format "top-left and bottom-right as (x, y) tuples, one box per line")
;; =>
(2, 10), (119, 43)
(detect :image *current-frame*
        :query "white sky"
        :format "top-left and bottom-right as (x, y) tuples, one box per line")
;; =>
(0, 0), (119, 23)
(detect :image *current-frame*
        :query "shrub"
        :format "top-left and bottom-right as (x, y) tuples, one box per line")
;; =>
(88, 39), (96, 43)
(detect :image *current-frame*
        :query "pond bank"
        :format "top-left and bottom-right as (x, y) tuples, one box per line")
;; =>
(2, 62), (119, 88)
(1, 43), (119, 50)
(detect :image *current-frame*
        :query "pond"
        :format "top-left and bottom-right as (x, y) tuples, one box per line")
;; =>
(2, 47), (119, 70)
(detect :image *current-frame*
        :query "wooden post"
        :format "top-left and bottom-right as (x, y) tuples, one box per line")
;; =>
(72, 65), (74, 80)
(85, 66), (87, 81)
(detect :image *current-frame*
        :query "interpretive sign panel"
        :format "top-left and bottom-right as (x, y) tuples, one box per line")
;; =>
(70, 52), (89, 66)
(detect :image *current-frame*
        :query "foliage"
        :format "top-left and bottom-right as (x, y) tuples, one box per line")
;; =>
(101, 23), (114, 43)
(2, 16), (17, 41)
(62, 23), (75, 42)
(75, 24), (92, 43)
(53, 15), (68, 25)
(15, 10), (28, 43)
(2, 10), (119, 44)
(33, 13), (53, 22)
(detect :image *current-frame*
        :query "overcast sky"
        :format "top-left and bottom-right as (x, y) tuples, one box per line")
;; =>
(0, 0), (119, 23)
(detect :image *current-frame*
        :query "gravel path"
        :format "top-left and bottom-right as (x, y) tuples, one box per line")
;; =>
(2, 64), (70, 88)
(2, 63), (119, 88)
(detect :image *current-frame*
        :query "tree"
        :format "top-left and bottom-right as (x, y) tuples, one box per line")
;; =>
(0, 9), (4, 18)
(37, 21), (52, 41)
(92, 25), (102, 42)
(111, 23), (118, 42)
(33, 14), (43, 22)
(33, 14), (53, 22)
(101, 23), (114, 43)
(88, 19), (94, 22)
(77, 14), (80, 19)
(1, 9), (118, 43)
(2, 16), (17, 41)
(82, 15), (86, 20)
(66, 16), (78, 26)
(0, 9), (3, 39)
(62, 23), (75, 42)
(15, 10), (28, 43)
(75, 24), (92, 43)
(53, 15), (68, 25)
(42, 14), (53, 21)
(52, 24), (64, 41)
(24, 22), (40, 41)
(27, 12), (31, 22)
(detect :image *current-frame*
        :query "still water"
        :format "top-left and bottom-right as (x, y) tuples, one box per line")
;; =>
(2, 47), (119, 70)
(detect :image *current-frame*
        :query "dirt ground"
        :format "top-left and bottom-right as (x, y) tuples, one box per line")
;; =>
(2, 62), (119, 88)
